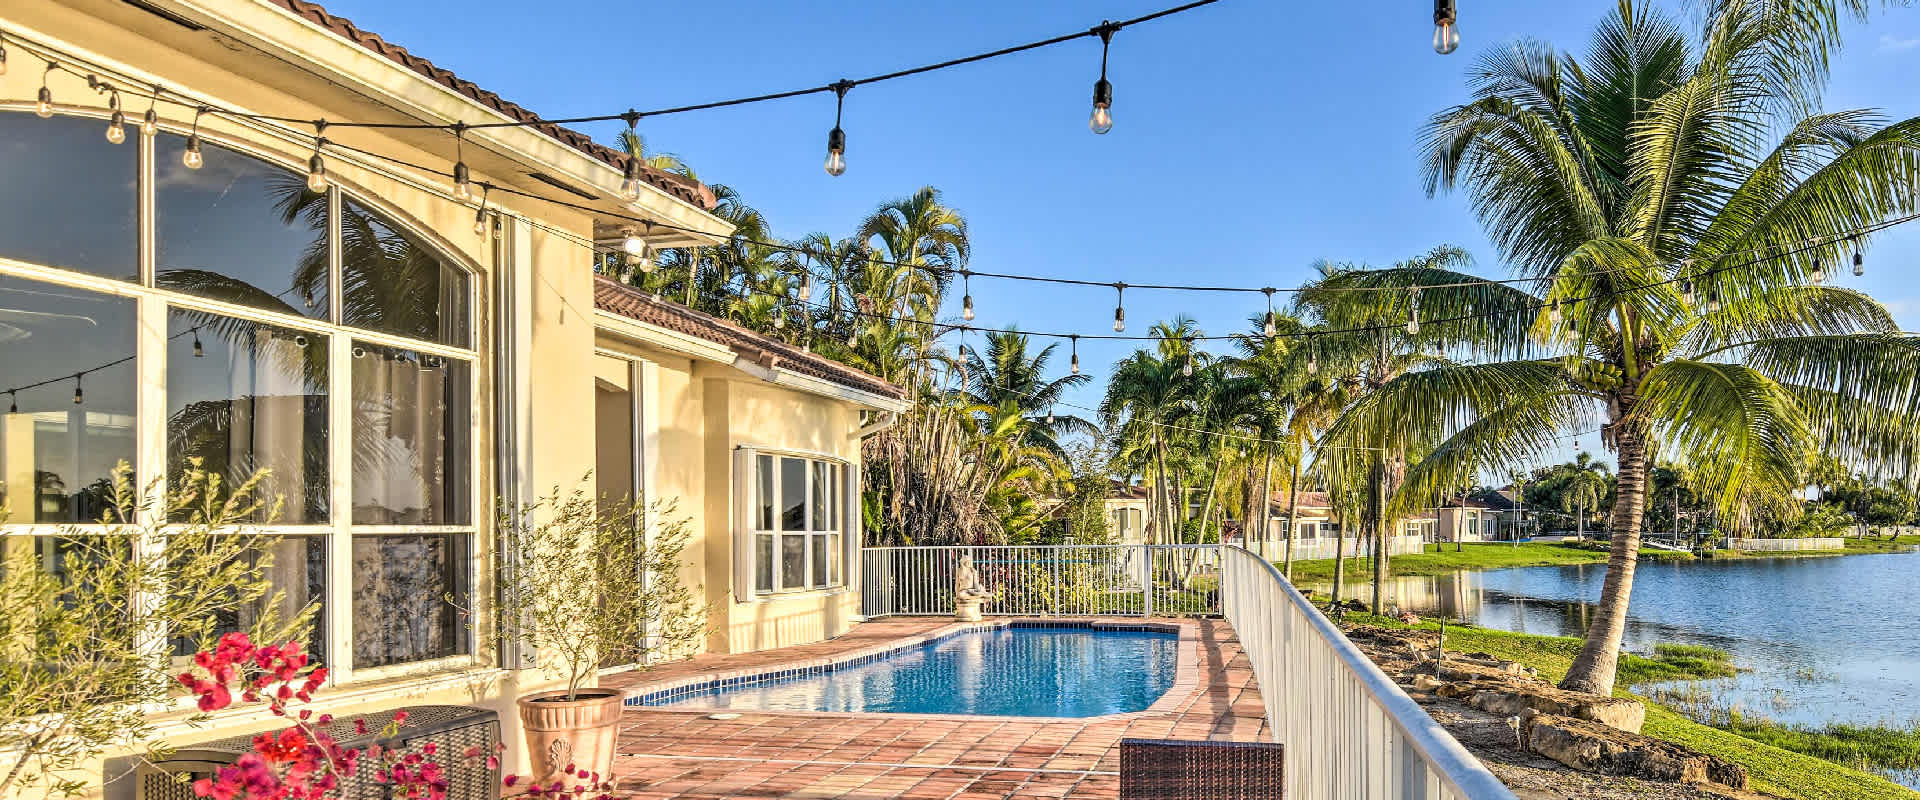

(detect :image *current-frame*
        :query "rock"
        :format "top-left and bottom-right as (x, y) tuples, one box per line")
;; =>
(1518, 710), (1748, 790)
(1469, 685), (1647, 734)
(1412, 674), (1445, 692)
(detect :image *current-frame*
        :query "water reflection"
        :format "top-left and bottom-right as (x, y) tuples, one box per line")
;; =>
(1313, 550), (1920, 788)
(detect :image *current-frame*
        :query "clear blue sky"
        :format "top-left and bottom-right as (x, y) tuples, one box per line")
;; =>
(325, 0), (1919, 464)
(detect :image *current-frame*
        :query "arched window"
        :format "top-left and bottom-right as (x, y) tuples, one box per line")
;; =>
(0, 110), (477, 675)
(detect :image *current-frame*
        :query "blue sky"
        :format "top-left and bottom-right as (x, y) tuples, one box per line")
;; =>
(326, 0), (1920, 463)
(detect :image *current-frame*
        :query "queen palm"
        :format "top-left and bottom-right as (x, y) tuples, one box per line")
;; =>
(1336, 1), (1920, 693)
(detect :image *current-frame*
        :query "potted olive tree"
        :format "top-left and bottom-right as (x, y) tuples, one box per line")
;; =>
(492, 484), (704, 789)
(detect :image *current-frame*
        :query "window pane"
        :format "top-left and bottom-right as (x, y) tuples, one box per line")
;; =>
(167, 311), (328, 523)
(341, 199), (469, 346)
(810, 532), (827, 587)
(172, 536), (327, 664)
(154, 136), (329, 318)
(780, 534), (805, 590)
(810, 462), (828, 531)
(755, 454), (774, 531)
(779, 457), (805, 531)
(350, 342), (470, 525)
(828, 533), (841, 586)
(754, 534), (773, 593)
(0, 275), (137, 523)
(352, 533), (469, 668)
(0, 113), (137, 280)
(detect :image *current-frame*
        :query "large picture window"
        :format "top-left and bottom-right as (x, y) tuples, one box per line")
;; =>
(0, 110), (477, 680)
(746, 452), (844, 594)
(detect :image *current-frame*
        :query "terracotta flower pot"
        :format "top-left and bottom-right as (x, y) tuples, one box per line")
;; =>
(516, 688), (625, 788)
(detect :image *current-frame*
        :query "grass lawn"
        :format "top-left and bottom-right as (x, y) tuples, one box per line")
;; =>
(1281, 541), (1692, 584)
(1842, 534), (1920, 554)
(1343, 613), (1920, 800)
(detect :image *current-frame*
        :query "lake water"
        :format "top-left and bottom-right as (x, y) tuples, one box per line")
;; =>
(1315, 547), (1920, 787)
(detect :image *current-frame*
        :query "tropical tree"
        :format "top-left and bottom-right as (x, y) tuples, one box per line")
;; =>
(1561, 465), (1610, 538)
(1100, 323), (1200, 546)
(958, 330), (1096, 456)
(1339, 0), (1920, 693)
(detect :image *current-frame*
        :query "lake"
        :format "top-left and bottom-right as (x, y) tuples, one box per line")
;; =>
(1315, 546), (1920, 787)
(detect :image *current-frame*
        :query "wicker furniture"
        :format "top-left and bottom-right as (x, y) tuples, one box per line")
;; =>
(132, 705), (499, 800)
(1120, 737), (1285, 799)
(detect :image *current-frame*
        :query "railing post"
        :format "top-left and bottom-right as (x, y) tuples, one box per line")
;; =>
(1140, 545), (1154, 617)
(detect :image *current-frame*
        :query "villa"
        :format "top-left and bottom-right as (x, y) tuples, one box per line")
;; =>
(0, 0), (905, 784)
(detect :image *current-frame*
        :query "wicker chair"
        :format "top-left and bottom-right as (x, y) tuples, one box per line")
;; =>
(1119, 738), (1285, 800)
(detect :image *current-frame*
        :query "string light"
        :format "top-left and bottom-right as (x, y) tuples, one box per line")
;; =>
(474, 184), (492, 236)
(1262, 288), (1277, 337)
(799, 272), (814, 302)
(104, 89), (126, 144)
(1809, 258), (1826, 284)
(1088, 22), (1117, 135)
(141, 88), (158, 136)
(1070, 335), (1081, 375)
(1045, 406), (1055, 426)
(1181, 338), (1195, 377)
(1853, 238), (1865, 276)
(36, 61), (55, 117)
(1112, 283), (1127, 332)
(824, 80), (850, 177)
(191, 327), (204, 358)
(306, 123), (329, 193)
(1706, 289), (1723, 314)
(183, 106), (205, 169)
(1548, 298), (1561, 326)
(6, 391), (14, 415)
(450, 123), (473, 202)
(621, 227), (653, 272)
(1681, 279), (1696, 306)
(619, 110), (643, 201)
(72, 374), (83, 405)
(1433, 0), (1460, 54)
(1307, 334), (1319, 375)
(960, 271), (974, 322)
(1405, 287), (1421, 335)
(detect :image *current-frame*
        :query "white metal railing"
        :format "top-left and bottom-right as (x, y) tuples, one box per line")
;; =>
(860, 544), (1221, 618)
(1242, 534), (1425, 563)
(1220, 545), (1516, 800)
(1726, 537), (1845, 552)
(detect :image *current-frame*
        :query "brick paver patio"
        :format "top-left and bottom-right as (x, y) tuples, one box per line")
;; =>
(601, 618), (1265, 799)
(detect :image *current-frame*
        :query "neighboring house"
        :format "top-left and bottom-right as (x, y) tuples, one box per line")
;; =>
(1104, 482), (1150, 545)
(1249, 490), (1433, 543)
(0, 0), (905, 784)
(1435, 496), (1518, 542)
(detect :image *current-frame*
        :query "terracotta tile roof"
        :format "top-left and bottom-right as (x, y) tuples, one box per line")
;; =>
(593, 277), (906, 401)
(268, 0), (717, 211)
(1268, 491), (1332, 512)
(1107, 480), (1150, 500)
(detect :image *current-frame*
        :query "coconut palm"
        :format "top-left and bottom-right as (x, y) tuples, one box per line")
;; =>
(1562, 466), (1611, 539)
(1100, 339), (1192, 546)
(958, 330), (1095, 455)
(1336, 1), (1920, 693)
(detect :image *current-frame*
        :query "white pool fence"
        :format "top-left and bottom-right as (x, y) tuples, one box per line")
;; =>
(1242, 534), (1426, 563)
(860, 544), (1220, 618)
(1218, 545), (1517, 800)
(1725, 537), (1845, 552)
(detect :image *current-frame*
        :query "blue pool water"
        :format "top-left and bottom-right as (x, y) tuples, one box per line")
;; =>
(646, 625), (1180, 717)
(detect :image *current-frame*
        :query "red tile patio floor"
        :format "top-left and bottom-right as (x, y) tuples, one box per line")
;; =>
(600, 618), (1266, 799)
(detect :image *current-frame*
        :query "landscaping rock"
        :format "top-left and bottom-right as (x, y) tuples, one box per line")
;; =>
(1518, 710), (1748, 790)
(1470, 686), (1647, 734)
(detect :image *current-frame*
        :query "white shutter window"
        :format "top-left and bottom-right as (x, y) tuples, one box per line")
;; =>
(732, 447), (756, 602)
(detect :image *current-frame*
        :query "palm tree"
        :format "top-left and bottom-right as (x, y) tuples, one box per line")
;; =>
(958, 330), (1095, 456)
(1101, 337), (1192, 546)
(1562, 466), (1610, 539)
(1344, 1), (1920, 693)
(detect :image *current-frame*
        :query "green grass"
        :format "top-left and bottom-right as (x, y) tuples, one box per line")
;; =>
(1283, 542), (1692, 584)
(1843, 534), (1920, 554)
(1342, 613), (1920, 800)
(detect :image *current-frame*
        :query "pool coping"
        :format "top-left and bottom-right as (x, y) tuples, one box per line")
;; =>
(619, 618), (1202, 722)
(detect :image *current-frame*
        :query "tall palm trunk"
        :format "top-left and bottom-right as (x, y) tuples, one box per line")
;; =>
(1197, 441), (1227, 543)
(1257, 447), (1275, 555)
(1560, 419), (1650, 694)
(1330, 516), (1347, 608)
(1368, 457), (1388, 615)
(1576, 501), (1587, 538)
(1282, 457), (1303, 581)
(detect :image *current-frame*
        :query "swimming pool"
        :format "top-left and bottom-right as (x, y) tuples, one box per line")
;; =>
(637, 623), (1181, 717)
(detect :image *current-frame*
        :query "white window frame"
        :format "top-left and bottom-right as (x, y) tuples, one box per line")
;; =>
(732, 446), (857, 599)
(0, 108), (484, 686)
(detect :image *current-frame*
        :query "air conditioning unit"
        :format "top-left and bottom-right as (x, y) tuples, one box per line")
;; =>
(133, 705), (500, 800)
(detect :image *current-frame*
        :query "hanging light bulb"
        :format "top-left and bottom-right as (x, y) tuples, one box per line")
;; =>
(1681, 279), (1696, 306)
(1433, 0), (1460, 55)
(824, 80), (851, 176)
(141, 91), (158, 136)
(73, 375), (84, 405)
(960, 271), (974, 321)
(1706, 289), (1722, 314)
(474, 206), (490, 237)
(1307, 335), (1319, 375)
(1853, 240), (1865, 276)
(772, 310), (785, 330)
(1089, 22), (1117, 134)
(1112, 283), (1127, 332)
(1182, 353), (1194, 377)
(1809, 258), (1826, 284)
(306, 129), (329, 193)
(183, 108), (205, 169)
(1070, 335), (1081, 375)
(105, 91), (126, 144)
(1262, 288), (1277, 338)
(36, 62), (55, 118)
(1045, 407), (1055, 426)
(799, 274), (814, 302)
(1548, 298), (1561, 326)
(1405, 287), (1422, 335)
(619, 111), (644, 200)
(192, 328), (204, 358)
(6, 391), (15, 415)
(450, 124), (474, 201)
